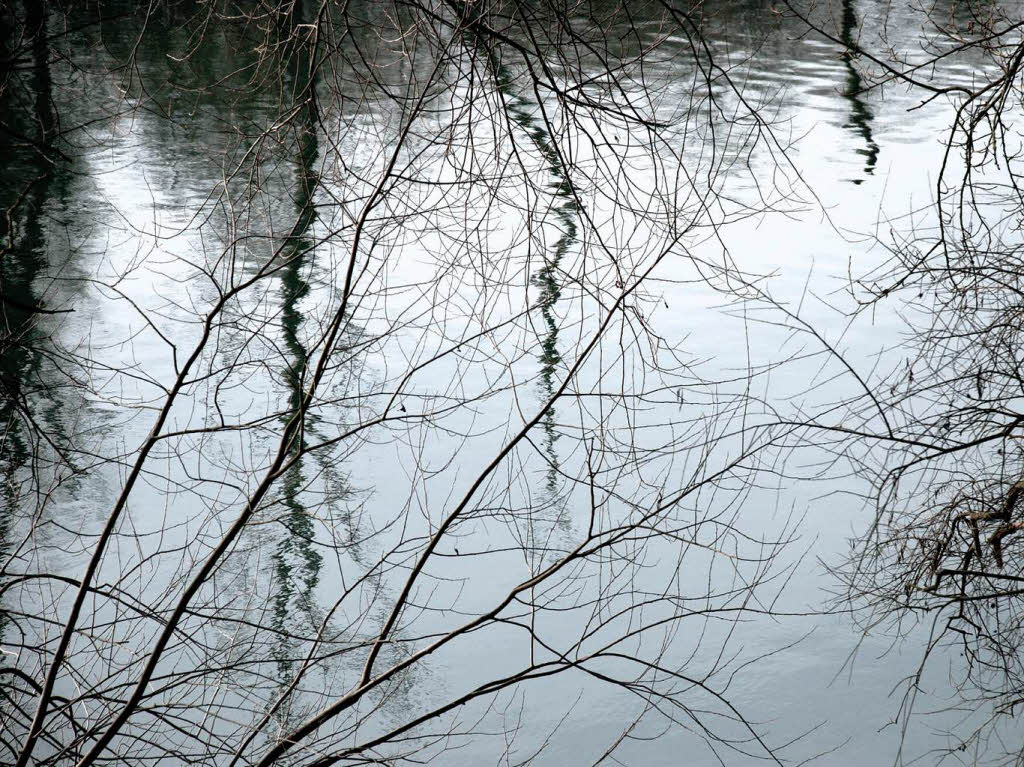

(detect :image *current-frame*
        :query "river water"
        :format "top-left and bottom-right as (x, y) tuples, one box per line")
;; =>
(0, 1), (1012, 765)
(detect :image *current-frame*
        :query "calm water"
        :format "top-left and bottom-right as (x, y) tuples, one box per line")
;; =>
(0, 1), (1011, 764)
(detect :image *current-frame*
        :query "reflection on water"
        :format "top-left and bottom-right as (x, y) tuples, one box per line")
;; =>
(484, 46), (576, 552)
(1, 1), (57, 462)
(838, 0), (878, 181)
(0, 1), (74, 646)
(270, 0), (324, 690)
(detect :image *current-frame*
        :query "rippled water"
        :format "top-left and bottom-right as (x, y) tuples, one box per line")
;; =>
(0, 1), (1009, 765)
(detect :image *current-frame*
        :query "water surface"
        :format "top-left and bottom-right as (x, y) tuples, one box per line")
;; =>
(0, 1), (1006, 765)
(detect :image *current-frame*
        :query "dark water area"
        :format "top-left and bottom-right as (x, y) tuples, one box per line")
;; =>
(0, 1), (1018, 765)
